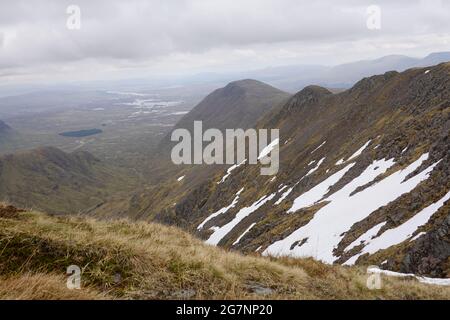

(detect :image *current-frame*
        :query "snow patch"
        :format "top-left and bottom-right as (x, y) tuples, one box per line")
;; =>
(287, 162), (355, 213)
(258, 138), (279, 160)
(344, 222), (387, 252)
(218, 159), (246, 184)
(368, 266), (450, 286)
(348, 140), (372, 161)
(232, 223), (257, 246)
(410, 232), (426, 242)
(311, 141), (326, 154)
(265, 154), (438, 263)
(345, 189), (449, 265)
(305, 157), (326, 177)
(206, 193), (276, 245)
(177, 175), (185, 182)
(335, 140), (371, 165)
(197, 188), (244, 230)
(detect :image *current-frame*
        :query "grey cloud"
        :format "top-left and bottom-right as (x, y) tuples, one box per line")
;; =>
(0, 0), (449, 83)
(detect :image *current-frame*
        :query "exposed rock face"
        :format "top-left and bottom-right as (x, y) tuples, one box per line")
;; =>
(401, 211), (450, 277)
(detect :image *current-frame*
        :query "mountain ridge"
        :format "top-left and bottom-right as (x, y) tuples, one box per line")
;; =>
(124, 62), (450, 277)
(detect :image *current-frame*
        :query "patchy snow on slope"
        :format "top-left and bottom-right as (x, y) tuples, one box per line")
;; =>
(258, 138), (279, 160)
(334, 140), (371, 165)
(197, 188), (244, 230)
(308, 160), (316, 166)
(265, 154), (439, 263)
(177, 175), (185, 182)
(274, 184), (296, 205)
(305, 157), (326, 177)
(287, 163), (355, 213)
(348, 140), (372, 161)
(311, 141), (326, 154)
(424, 70), (430, 74)
(233, 223), (257, 246)
(217, 159), (246, 184)
(344, 222), (386, 252)
(345, 190), (450, 265)
(410, 232), (426, 242)
(206, 193), (276, 245)
(367, 266), (450, 286)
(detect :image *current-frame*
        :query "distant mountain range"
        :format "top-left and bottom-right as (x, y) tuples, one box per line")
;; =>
(234, 51), (450, 92)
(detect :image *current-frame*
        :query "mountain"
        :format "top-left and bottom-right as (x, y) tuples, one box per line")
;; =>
(155, 79), (290, 158)
(0, 146), (133, 214)
(1, 207), (448, 299)
(202, 52), (450, 92)
(416, 52), (450, 67)
(91, 80), (290, 220)
(125, 62), (450, 278)
(172, 79), (290, 131)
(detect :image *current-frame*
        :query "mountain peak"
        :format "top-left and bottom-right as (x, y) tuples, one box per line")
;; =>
(295, 85), (332, 98)
(223, 79), (286, 95)
(281, 85), (332, 113)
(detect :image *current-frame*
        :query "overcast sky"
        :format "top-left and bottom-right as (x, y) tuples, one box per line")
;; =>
(0, 0), (449, 85)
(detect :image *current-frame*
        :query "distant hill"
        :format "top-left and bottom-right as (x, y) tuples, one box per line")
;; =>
(172, 79), (290, 131)
(206, 52), (450, 92)
(157, 79), (289, 157)
(0, 146), (133, 214)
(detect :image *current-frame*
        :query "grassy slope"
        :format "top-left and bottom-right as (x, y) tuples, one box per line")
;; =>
(0, 208), (449, 300)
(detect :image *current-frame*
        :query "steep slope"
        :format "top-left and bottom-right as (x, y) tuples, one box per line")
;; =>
(149, 63), (450, 278)
(91, 80), (290, 219)
(0, 147), (134, 214)
(1, 207), (449, 300)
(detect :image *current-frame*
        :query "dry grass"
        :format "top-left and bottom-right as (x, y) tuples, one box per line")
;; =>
(0, 273), (104, 300)
(0, 210), (449, 300)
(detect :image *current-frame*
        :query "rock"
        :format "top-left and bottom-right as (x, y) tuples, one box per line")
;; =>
(245, 282), (274, 296)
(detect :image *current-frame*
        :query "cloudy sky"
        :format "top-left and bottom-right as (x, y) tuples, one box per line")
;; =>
(0, 0), (449, 85)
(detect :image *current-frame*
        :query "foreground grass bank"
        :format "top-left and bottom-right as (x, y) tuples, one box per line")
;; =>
(0, 207), (449, 300)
